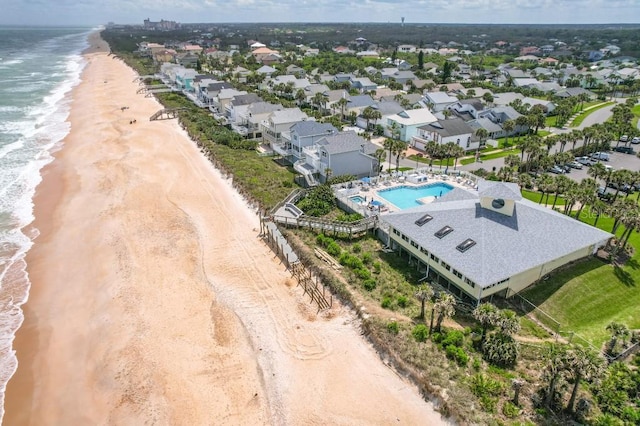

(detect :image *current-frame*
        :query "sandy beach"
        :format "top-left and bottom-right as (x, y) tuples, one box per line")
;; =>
(4, 32), (444, 425)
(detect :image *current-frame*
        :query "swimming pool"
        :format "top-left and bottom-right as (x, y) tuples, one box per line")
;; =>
(377, 183), (453, 210)
(349, 195), (366, 204)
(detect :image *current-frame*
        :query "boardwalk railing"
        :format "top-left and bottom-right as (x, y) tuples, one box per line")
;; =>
(149, 107), (188, 121)
(272, 214), (378, 238)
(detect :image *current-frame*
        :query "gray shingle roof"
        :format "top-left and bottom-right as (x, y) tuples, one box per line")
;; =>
(418, 118), (474, 137)
(289, 121), (337, 137)
(318, 131), (375, 155)
(382, 181), (611, 287)
(477, 180), (522, 201)
(347, 95), (376, 108)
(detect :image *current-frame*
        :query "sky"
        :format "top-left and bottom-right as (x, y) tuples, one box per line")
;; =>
(2, 0), (640, 26)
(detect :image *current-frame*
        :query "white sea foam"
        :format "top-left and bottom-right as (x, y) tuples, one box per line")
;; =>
(0, 27), (90, 423)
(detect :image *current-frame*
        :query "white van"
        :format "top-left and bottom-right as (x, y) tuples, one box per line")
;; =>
(590, 152), (610, 161)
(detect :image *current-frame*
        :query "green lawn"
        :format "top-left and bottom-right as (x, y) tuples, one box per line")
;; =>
(460, 148), (521, 165)
(521, 189), (566, 207)
(521, 208), (640, 347)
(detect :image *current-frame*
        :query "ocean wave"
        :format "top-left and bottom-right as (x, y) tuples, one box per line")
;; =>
(0, 28), (90, 424)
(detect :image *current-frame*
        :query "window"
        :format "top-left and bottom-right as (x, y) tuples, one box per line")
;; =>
(402, 234), (409, 242)
(411, 240), (419, 248)
(456, 238), (476, 253)
(420, 247), (429, 255)
(434, 226), (454, 239)
(453, 269), (463, 279)
(491, 198), (505, 209)
(465, 278), (476, 288)
(430, 253), (439, 263)
(393, 229), (400, 236)
(441, 260), (451, 271)
(415, 214), (433, 226)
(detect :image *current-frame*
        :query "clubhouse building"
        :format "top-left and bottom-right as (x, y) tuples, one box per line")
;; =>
(380, 180), (612, 302)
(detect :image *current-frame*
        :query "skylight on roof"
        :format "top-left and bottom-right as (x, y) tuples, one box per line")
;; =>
(456, 238), (476, 253)
(415, 214), (433, 227)
(434, 225), (453, 239)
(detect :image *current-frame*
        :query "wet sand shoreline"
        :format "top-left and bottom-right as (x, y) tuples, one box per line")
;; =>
(4, 31), (444, 425)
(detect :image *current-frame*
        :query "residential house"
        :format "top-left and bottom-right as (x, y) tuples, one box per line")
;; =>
(256, 65), (277, 77)
(199, 81), (234, 106)
(521, 97), (556, 114)
(449, 99), (485, 121)
(554, 87), (596, 99)
(479, 106), (526, 137)
(286, 64), (306, 76)
(252, 47), (281, 64)
(175, 68), (199, 91)
(350, 77), (377, 93)
(175, 52), (199, 68)
(381, 181), (611, 302)
(231, 102), (283, 139)
(397, 45), (417, 53)
(355, 100), (404, 130)
(385, 108), (438, 142)
(298, 131), (379, 183)
(260, 108), (310, 146)
(467, 117), (504, 141)
(211, 88), (248, 114)
(225, 93), (263, 122)
(424, 91), (459, 112)
(274, 121), (338, 163)
(412, 118), (477, 152)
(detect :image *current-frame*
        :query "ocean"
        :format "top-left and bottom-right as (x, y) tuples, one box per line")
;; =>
(0, 26), (92, 422)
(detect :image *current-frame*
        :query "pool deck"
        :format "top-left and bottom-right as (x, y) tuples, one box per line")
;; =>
(335, 170), (478, 215)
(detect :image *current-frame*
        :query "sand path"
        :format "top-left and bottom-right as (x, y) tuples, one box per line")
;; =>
(4, 33), (444, 425)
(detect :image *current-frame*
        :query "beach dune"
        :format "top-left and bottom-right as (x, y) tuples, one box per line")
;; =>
(5, 33), (444, 425)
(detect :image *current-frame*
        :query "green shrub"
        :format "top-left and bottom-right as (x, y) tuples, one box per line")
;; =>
(336, 213), (362, 222)
(502, 401), (520, 418)
(326, 241), (342, 257)
(363, 279), (377, 291)
(387, 321), (399, 334)
(381, 297), (392, 309)
(412, 324), (429, 342)
(352, 243), (362, 253)
(339, 253), (364, 270)
(441, 330), (465, 348)
(473, 357), (482, 371)
(431, 332), (444, 344)
(482, 333), (519, 368)
(397, 295), (408, 308)
(316, 233), (326, 246)
(372, 261), (381, 274)
(354, 268), (371, 280)
(446, 345), (469, 366)
(470, 373), (503, 398)
(296, 184), (336, 217)
(361, 252), (373, 265)
(480, 395), (498, 413)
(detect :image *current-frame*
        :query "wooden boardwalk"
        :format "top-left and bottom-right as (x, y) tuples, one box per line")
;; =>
(149, 107), (187, 121)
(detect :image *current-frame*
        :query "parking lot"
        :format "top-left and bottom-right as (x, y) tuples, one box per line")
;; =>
(561, 149), (640, 183)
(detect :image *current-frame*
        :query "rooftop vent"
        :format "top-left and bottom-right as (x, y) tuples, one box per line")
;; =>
(434, 225), (454, 239)
(456, 238), (476, 253)
(415, 214), (433, 227)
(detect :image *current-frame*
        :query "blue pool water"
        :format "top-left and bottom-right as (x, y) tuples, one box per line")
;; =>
(378, 183), (453, 209)
(349, 195), (366, 204)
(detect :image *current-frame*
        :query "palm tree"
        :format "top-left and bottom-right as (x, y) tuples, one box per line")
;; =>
(564, 347), (605, 414)
(587, 161), (606, 183)
(542, 343), (568, 408)
(502, 119), (515, 147)
(537, 174), (555, 205)
(414, 285), (434, 320)
(552, 175), (571, 210)
(511, 378), (525, 407)
(392, 140), (406, 172)
(605, 321), (629, 355)
(473, 302), (498, 343)
(497, 309), (521, 336)
(312, 91), (328, 114)
(434, 292), (456, 333)
(362, 106), (382, 132)
(373, 148), (386, 174)
(383, 138), (396, 172)
(335, 96), (349, 120)
(475, 128), (489, 148)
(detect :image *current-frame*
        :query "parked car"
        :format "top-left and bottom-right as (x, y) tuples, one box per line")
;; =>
(597, 186), (615, 201)
(576, 156), (595, 166)
(548, 165), (566, 174)
(614, 146), (635, 154)
(567, 161), (583, 169)
(590, 152), (610, 161)
(619, 135), (629, 143)
(631, 137), (640, 145)
(607, 182), (634, 193)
